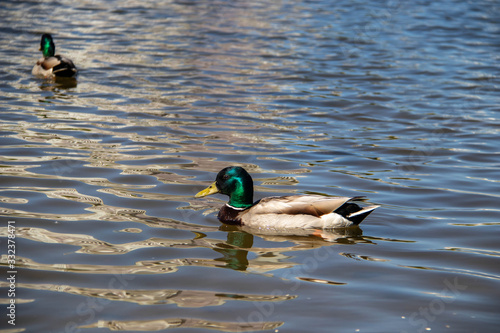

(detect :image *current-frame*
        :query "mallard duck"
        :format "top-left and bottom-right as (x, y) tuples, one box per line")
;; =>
(195, 166), (379, 229)
(32, 34), (77, 78)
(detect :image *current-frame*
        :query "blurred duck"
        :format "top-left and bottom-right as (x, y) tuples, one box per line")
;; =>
(32, 34), (77, 78)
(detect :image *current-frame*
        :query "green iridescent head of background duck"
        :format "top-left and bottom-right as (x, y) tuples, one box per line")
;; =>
(40, 34), (56, 58)
(195, 166), (254, 209)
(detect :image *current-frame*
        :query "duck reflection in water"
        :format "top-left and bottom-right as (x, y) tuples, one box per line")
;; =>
(214, 225), (366, 272)
(214, 229), (254, 271)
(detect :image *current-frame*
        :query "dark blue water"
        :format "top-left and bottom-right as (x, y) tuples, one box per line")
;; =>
(1, 0), (499, 332)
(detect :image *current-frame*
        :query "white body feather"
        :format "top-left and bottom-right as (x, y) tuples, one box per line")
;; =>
(237, 195), (378, 229)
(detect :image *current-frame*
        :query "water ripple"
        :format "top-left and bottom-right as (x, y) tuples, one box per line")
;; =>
(1, 0), (499, 332)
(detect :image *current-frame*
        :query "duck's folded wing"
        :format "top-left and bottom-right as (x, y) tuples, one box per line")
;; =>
(40, 56), (61, 70)
(250, 195), (355, 217)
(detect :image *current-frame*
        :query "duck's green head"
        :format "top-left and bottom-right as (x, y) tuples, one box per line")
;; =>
(40, 34), (55, 58)
(195, 166), (254, 208)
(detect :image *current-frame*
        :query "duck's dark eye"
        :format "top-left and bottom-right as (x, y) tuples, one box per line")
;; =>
(222, 174), (229, 181)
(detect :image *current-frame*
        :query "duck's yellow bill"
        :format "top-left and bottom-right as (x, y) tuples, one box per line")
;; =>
(195, 182), (219, 198)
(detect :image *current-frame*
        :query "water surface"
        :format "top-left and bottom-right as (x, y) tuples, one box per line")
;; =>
(1, 0), (499, 332)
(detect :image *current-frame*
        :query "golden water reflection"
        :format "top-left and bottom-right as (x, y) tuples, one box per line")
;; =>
(80, 317), (283, 332)
(0, 281), (296, 307)
(0, 228), (369, 276)
(1, 225), (370, 272)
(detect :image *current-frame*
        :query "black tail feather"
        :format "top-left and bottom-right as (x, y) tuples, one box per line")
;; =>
(347, 206), (379, 225)
(334, 197), (378, 225)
